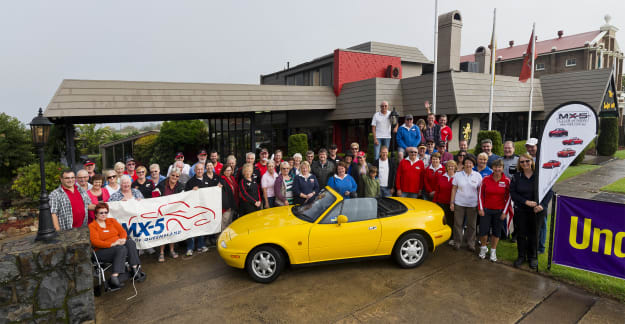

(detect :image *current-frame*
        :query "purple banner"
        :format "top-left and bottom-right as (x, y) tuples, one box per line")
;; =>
(553, 195), (625, 280)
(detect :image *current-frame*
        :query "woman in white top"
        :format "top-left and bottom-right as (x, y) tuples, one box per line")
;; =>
(261, 161), (278, 208)
(104, 170), (120, 194)
(450, 154), (482, 252)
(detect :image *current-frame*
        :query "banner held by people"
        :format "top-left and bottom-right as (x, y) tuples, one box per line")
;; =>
(536, 101), (598, 203)
(108, 187), (222, 249)
(552, 195), (625, 280)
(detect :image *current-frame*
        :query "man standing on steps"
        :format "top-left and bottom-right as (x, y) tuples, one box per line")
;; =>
(371, 101), (398, 160)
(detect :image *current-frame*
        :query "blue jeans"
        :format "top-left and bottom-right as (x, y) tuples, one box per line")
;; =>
(538, 214), (547, 253)
(186, 236), (205, 251)
(401, 192), (419, 199)
(374, 138), (391, 160)
(380, 186), (392, 197)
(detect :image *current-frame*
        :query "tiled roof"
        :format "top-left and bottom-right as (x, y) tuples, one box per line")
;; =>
(461, 30), (603, 63)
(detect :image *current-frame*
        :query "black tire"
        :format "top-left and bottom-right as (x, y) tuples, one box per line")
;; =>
(393, 233), (429, 269)
(245, 245), (285, 283)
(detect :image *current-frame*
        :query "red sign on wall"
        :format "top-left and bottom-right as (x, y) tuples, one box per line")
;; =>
(333, 50), (401, 96)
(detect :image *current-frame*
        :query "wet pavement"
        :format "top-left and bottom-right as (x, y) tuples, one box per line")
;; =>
(553, 158), (625, 203)
(94, 245), (625, 323)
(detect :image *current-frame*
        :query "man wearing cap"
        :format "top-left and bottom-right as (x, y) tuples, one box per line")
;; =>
(328, 144), (340, 164)
(481, 139), (501, 168)
(255, 148), (269, 177)
(395, 146), (425, 199)
(167, 152), (191, 177)
(396, 114), (421, 160)
(124, 157), (138, 182)
(189, 149), (208, 177)
(83, 159), (97, 183)
(417, 143), (430, 166)
(437, 141), (454, 165)
(525, 138), (538, 162)
(371, 101), (398, 160)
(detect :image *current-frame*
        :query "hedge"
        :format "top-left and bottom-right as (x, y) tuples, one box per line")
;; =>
(288, 133), (309, 158)
(12, 161), (64, 203)
(473, 131), (503, 156)
(597, 117), (618, 156)
(571, 137), (595, 166)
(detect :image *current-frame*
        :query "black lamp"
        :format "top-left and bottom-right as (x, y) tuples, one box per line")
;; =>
(30, 108), (57, 242)
(390, 107), (399, 127)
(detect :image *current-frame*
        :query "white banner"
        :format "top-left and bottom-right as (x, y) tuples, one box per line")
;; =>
(107, 187), (222, 249)
(537, 102), (598, 202)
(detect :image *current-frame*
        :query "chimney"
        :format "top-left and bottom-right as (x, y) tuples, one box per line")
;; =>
(437, 10), (463, 72)
(558, 30), (563, 38)
(509, 40), (514, 47)
(474, 46), (491, 74)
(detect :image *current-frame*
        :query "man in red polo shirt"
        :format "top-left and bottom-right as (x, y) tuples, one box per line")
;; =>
(49, 170), (92, 231)
(395, 146), (425, 198)
(209, 150), (223, 175)
(255, 148), (269, 177)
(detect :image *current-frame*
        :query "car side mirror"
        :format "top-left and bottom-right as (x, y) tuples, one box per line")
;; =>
(337, 215), (348, 225)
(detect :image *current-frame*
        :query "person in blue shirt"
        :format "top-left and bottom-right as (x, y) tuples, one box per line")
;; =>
(481, 139), (501, 168)
(474, 153), (494, 177)
(327, 162), (357, 199)
(425, 139), (438, 156)
(147, 164), (166, 184)
(396, 114), (421, 160)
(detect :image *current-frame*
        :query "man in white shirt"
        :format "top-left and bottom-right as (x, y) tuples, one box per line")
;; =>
(371, 101), (398, 160)
(374, 146), (396, 197)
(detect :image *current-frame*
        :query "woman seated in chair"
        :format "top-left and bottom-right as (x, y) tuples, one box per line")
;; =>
(89, 202), (146, 288)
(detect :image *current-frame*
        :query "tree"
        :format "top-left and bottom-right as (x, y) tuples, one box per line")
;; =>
(152, 120), (208, 167)
(0, 113), (35, 184)
(76, 124), (114, 155)
(288, 134), (309, 157)
(473, 130), (503, 156)
(597, 117), (618, 156)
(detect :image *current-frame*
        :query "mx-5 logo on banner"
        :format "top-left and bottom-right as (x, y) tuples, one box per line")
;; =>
(557, 112), (589, 126)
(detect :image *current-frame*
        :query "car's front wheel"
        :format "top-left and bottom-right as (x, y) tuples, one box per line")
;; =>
(246, 245), (285, 283)
(393, 233), (429, 268)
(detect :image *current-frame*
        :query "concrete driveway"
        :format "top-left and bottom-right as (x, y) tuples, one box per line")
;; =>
(94, 245), (624, 323)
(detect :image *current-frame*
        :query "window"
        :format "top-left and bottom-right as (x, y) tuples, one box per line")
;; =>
(292, 189), (337, 222)
(341, 198), (378, 222)
(565, 58), (576, 67)
(535, 63), (545, 71)
(320, 202), (342, 224)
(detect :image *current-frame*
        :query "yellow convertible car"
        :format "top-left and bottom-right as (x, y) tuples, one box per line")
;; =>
(218, 187), (451, 283)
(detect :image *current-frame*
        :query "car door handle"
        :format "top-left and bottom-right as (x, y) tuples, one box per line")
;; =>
(369, 226), (377, 230)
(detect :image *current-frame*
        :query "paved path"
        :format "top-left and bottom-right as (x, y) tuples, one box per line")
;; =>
(554, 158), (625, 203)
(94, 246), (624, 323)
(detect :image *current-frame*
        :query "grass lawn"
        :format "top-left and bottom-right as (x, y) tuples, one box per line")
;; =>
(614, 149), (625, 160)
(556, 164), (600, 183)
(600, 177), (625, 194)
(496, 217), (625, 302)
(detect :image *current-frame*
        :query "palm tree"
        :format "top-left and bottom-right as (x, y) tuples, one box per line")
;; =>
(76, 124), (114, 155)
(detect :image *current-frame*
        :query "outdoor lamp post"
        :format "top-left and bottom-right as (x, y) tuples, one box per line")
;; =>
(390, 107), (399, 153)
(30, 108), (57, 242)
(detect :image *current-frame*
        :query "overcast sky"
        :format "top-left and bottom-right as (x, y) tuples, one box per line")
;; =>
(1, 0), (623, 124)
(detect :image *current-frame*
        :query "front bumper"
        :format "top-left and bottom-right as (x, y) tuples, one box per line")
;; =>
(217, 241), (247, 269)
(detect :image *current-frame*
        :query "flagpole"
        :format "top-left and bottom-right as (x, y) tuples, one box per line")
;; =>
(488, 8), (497, 130)
(432, 0), (438, 114)
(527, 22), (536, 140)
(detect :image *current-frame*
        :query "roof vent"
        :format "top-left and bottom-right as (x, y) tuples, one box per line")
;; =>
(558, 30), (564, 38)
(551, 46), (557, 52)
(509, 40), (514, 47)
(584, 41), (590, 46)
(497, 56), (502, 61)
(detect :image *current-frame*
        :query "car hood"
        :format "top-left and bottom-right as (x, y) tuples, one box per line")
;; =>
(228, 206), (308, 235)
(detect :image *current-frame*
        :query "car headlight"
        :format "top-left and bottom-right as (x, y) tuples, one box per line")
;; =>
(220, 240), (227, 249)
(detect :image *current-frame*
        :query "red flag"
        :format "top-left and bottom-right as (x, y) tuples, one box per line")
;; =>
(519, 29), (537, 83)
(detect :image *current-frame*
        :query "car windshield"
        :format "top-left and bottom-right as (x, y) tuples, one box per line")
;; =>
(292, 189), (337, 222)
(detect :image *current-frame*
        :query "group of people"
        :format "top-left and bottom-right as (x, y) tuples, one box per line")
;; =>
(47, 101), (551, 291)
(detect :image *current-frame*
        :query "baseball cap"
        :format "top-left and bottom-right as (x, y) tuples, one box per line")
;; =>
(418, 143), (427, 148)
(125, 156), (135, 163)
(83, 159), (95, 166)
(329, 144), (338, 150)
(175, 152), (184, 158)
(437, 141), (447, 147)
(405, 114), (413, 120)
(525, 138), (538, 146)
(357, 151), (366, 158)
(260, 148), (269, 153)
(197, 149), (207, 155)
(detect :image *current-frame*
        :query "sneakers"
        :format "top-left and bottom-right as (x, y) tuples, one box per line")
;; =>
(186, 250), (193, 257)
(489, 249), (497, 262)
(447, 239), (455, 246)
(198, 246), (209, 253)
(478, 246), (488, 259)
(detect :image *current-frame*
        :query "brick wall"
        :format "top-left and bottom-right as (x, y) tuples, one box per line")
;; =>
(333, 50), (401, 95)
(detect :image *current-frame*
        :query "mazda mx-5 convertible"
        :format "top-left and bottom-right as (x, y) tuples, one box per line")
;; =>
(217, 187), (451, 283)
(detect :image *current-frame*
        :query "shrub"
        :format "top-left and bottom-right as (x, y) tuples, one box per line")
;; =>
(87, 154), (102, 171)
(473, 131), (503, 156)
(151, 120), (208, 167)
(571, 138), (596, 166)
(0, 113), (35, 184)
(288, 134), (308, 157)
(513, 140), (528, 156)
(597, 117), (618, 156)
(12, 161), (63, 203)
(133, 133), (158, 166)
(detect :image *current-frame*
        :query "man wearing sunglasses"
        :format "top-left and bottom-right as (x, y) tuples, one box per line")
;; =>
(396, 114), (420, 160)
(371, 101), (398, 160)
(124, 156), (138, 181)
(49, 169), (92, 231)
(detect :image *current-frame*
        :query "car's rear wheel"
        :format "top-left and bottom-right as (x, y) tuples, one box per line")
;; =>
(246, 245), (284, 283)
(393, 233), (429, 268)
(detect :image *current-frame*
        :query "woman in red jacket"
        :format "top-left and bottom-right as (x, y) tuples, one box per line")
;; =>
(395, 147), (425, 198)
(477, 159), (511, 262)
(424, 152), (445, 201)
(434, 160), (456, 245)
(89, 202), (146, 289)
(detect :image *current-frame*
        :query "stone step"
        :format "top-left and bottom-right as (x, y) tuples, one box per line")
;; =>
(518, 285), (596, 324)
